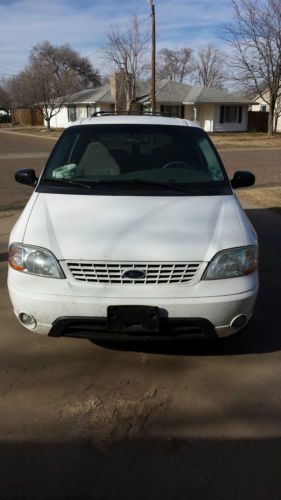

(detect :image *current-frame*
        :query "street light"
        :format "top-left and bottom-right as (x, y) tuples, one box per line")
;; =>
(148, 0), (156, 113)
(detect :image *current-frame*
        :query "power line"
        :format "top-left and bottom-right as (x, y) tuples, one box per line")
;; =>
(0, 72), (17, 77)
(0, 60), (14, 67)
(0, 14), (152, 79)
(0, 60), (17, 77)
(0, 67), (15, 73)
(86, 14), (151, 60)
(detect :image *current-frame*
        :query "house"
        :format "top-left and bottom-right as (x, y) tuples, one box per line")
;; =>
(251, 91), (281, 132)
(46, 77), (253, 133)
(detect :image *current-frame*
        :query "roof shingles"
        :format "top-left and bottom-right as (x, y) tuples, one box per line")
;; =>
(65, 80), (253, 106)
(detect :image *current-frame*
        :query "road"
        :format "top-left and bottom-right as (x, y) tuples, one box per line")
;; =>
(0, 128), (281, 211)
(1, 129), (281, 499)
(220, 148), (281, 187)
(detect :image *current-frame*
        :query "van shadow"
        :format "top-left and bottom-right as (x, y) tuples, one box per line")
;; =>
(93, 208), (281, 357)
(1, 436), (281, 500)
(92, 321), (277, 357)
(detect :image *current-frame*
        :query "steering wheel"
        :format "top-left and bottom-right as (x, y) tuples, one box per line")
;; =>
(161, 160), (191, 169)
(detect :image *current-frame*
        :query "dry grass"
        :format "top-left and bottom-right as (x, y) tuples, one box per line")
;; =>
(3, 127), (281, 149)
(4, 127), (63, 138)
(211, 132), (281, 149)
(237, 186), (281, 215)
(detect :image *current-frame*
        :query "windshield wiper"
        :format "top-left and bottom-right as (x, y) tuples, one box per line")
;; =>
(94, 178), (193, 194)
(42, 177), (92, 189)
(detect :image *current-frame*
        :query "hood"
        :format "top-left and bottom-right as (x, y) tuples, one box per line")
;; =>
(23, 193), (246, 262)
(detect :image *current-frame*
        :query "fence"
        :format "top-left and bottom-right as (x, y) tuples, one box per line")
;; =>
(11, 108), (44, 126)
(248, 111), (268, 132)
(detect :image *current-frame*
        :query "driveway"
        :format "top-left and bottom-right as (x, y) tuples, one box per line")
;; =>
(1, 130), (281, 499)
(1, 207), (281, 499)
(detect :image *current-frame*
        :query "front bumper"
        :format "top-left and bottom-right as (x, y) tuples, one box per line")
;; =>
(8, 268), (258, 338)
(49, 316), (217, 340)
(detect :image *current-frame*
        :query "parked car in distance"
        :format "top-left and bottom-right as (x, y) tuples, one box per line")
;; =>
(8, 114), (258, 341)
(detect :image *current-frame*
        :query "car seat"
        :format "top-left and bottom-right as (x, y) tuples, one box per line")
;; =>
(78, 141), (120, 177)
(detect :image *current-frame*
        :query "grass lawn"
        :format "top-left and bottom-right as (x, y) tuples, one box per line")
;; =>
(3, 127), (281, 149)
(2, 126), (63, 139)
(237, 186), (281, 216)
(211, 132), (281, 149)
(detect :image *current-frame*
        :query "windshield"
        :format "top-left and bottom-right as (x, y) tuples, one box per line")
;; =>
(40, 124), (231, 195)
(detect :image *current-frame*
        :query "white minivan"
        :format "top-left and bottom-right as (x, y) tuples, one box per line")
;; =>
(8, 115), (258, 341)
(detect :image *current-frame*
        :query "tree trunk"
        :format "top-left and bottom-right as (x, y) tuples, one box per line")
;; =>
(268, 98), (275, 136)
(124, 72), (135, 113)
(274, 112), (279, 134)
(46, 117), (51, 130)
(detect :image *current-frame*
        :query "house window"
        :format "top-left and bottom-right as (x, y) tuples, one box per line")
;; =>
(67, 105), (77, 122)
(86, 105), (96, 117)
(220, 105), (243, 124)
(160, 105), (181, 117)
(261, 105), (267, 112)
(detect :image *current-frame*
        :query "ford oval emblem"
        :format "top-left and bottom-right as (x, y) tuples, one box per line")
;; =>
(122, 268), (146, 280)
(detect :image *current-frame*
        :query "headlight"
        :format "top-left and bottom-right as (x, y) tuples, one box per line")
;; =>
(8, 243), (65, 279)
(203, 246), (258, 280)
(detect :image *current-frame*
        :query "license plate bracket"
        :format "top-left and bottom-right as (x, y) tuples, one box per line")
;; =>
(107, 306), (160, 333)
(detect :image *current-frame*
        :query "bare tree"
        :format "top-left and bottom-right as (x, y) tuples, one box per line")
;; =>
(0, 80), (11, 114)
(191, 45), (228, 89)
(8, 41), (101, 129)
(103, 14), (149, 111)
(157, 47), (192, 82)
(225, 0), (281, 135)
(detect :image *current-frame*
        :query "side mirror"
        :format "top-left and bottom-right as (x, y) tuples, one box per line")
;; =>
(15, 169), (38, 187)
(231, 171), (255, 189)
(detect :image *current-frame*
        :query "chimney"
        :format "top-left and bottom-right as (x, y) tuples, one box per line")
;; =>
(110, 71), (135, 112)
(110, 72), (127, 112)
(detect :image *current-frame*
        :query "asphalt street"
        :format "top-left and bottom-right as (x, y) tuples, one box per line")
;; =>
(0, 128), (281, 211)
(0, 129), (281, 499)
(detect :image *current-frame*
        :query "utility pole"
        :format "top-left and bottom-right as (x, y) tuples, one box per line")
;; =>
(148, 0), (156, 113)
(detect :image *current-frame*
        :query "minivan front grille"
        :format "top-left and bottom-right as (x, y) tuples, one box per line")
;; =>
(66, 261), (201, 285)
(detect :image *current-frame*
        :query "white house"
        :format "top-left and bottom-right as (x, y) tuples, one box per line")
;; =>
(46, 79), (253, 133)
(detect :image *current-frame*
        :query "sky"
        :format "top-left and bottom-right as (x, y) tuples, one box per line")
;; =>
(0, 0), (233, 79)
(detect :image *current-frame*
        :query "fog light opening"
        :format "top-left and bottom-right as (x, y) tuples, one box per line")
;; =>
(230, 314), (247, 330)
(18, 312), (37, 329)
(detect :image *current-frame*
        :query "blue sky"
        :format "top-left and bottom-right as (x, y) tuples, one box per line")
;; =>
(0, 0), (233, 79)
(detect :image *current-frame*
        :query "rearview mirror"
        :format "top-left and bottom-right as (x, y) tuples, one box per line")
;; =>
(231, 171), (255, 189)
(15, 169), (38, 187)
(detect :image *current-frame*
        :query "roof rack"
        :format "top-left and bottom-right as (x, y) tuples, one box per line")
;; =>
(91, 111), (175, 118)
